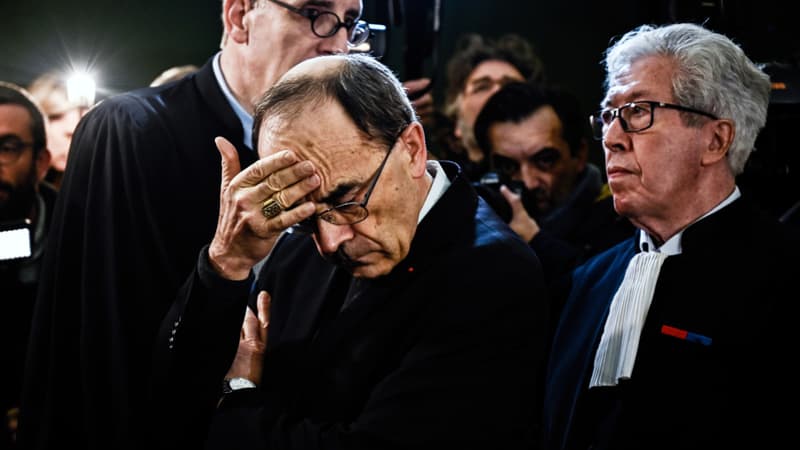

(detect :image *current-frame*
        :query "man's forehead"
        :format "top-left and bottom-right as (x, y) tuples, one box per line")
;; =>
(0, 104), (33, 135)
(259, 110), (377, 194)
(604, 56), (674, 106)
(468, 61), (522, 81)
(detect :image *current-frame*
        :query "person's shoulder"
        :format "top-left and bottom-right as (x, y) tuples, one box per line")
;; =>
(573, 236), (636, 280)
(83, 88), (164, 128)
(88, 68), (203, 125)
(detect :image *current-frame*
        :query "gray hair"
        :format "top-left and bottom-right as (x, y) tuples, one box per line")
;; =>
(253, 53), (416, 150)
(604, 23), (770, 175)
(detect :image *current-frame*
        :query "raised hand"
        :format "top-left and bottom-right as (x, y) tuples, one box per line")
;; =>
(500, 184), (540, 243)
(225, 290), (271, 385)
(208, 137), (320, 280)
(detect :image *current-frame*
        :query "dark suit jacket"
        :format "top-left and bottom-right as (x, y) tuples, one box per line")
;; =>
(155, 162), (549, 449)
(19, 56), (257, 450)
(543, 196), (800, 450)
(1, 181), (58, 448)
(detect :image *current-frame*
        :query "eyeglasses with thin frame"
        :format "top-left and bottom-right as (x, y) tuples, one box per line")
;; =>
(293, 139), (396, 234)
(590, 100), (718, 141)
(265, 0), (370, 47)
(0, 137), (34, 165)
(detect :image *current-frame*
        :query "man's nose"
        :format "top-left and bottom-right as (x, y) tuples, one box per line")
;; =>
(315, 220), (355, 254)
(321, 27), (350, 55)
(520, 164), (544, 191)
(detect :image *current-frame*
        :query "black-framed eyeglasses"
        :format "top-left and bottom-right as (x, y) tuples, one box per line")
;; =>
(0, 137), (34, 165)
(294, 140), (395, 234)
(590, 100), (718, 140)
(266, 0), (370, 47)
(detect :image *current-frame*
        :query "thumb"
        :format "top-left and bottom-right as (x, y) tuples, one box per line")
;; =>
(242, 305), (259, 340)
(500, 185), (526, 216)
(256, 290), (271, 329)
(215, 136), (241, 193)
(257, 290), (271, 343)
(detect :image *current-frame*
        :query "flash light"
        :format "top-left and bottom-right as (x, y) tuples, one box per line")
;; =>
(66, 71), (96, 108)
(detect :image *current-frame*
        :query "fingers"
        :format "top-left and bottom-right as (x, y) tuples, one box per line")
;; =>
(216, 136), (242, 194)
(234, 150), (320, 209)
(500, 185), (539, 241)
(256, 291), (270, 327)
(242, 304), (260, 341)
(263, 163), (319, 210)
(241, 292), (270, 348)
(256, 291), (271, 343)
(234, 150), (300, 190)
(404, 79), (434, 126)
(412, 93), (434, 125)
(500, 185), (525, 214)
(403, 78), (431, 95)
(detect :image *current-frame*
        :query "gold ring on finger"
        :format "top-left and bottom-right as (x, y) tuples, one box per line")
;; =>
(261, 196), (283, 220)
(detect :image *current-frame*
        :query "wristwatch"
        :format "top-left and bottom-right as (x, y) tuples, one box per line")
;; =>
(222, 377), (257, 394)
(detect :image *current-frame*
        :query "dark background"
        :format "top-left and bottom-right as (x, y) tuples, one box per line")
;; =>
(3, 1), (797, 109)
(2, 0), (798, 218)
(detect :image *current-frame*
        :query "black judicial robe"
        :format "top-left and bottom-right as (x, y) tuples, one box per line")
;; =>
(19, 57), (257, 450)
(543, 196), (800, 450)
(154, 162), (550, 449)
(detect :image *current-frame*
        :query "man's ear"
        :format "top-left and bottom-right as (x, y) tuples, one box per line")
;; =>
(400, 122), (428, 178)
(35, 148), (52, 183)
(702, 119), (735, 166)
(223, 0), (250, 45)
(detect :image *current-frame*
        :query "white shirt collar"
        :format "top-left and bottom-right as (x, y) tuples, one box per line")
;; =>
(418, 160), (451, 223)
(212, 52), (254, 151)
(639, 186), (741, 255)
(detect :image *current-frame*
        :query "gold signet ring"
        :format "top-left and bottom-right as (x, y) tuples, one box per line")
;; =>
(261, 196), (283, 220)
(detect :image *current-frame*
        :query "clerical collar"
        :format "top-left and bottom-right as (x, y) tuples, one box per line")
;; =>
(638, 186), (741, 255)
(212, 52), (254, 151)
(417, 160), (451, 223)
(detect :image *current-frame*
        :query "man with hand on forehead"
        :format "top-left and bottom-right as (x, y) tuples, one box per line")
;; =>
(22, 1), (371, 449)
(153, 53), (548, 449)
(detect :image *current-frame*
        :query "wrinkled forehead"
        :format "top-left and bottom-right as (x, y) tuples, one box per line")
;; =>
(256, 101), (380, 195)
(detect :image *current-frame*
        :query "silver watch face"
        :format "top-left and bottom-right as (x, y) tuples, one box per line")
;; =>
(224, 377), (256, 393)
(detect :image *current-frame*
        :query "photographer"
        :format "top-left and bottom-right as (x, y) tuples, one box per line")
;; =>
(474, 82), (634, 291)
(0, 81), (55, 448)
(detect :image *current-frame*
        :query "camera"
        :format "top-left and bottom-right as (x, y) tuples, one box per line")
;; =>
(472, 171), (525, 223)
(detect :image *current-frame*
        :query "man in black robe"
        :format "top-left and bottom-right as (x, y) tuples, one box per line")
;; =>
(20, 1), (368, 449)
(543, 23), (800, 450)
(0, 82), (55, 449)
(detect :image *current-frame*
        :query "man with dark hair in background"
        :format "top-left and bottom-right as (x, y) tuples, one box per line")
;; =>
(430, 33), (545, 181)
(0, 81), (55, 449)
(474, 82), (633, 290)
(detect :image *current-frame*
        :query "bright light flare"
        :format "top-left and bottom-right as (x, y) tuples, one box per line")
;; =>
(66, 71), (96, 107)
